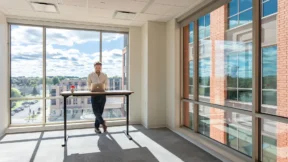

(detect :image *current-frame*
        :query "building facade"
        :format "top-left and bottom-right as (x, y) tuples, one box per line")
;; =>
(183, 0), (287, 161)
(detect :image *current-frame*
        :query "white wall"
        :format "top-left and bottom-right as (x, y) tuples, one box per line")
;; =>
(166, 19), (181, 129)
(0, 12), (8, 137)
(129, 27), (142, 124)
(141, 23), (148, 128)
(141, 21), (167, 128)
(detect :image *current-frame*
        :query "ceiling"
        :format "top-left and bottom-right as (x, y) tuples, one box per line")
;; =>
(0, 0), (204, 27)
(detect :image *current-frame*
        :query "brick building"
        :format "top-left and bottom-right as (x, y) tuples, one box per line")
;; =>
(183, 1), (287, 161)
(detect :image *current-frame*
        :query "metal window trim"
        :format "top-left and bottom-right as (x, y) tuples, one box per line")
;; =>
(43, 27), (46, 124)
(100, 31), (103, 62)
(8, 24), (11, 125)
(193, 20), (199, 133)
(252, 0), (262, 161)
(8, 23), (129, 126)
(182, 99), (252, 116)
(7, 18), (129, 33)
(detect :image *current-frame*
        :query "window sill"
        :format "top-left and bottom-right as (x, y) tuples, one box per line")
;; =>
(171, 127), (251, 162)
(6, 120), (134, 134)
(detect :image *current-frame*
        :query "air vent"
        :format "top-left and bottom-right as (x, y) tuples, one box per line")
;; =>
(114, 11), (136, 20)
(31, 2), (58, 13)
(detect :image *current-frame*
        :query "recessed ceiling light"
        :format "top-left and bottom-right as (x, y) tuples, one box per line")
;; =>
(114, 11), (136, 20)
(31, 2), (59, 13)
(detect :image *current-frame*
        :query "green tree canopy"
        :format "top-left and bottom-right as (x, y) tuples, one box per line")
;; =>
(53, 77), (60, 85)
(32, 86), (38, 96)
(11, 88), (22, 97)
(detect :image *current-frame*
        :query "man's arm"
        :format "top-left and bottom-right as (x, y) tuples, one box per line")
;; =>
(104, 74), (109, 90)
(87, 74), (92, 91)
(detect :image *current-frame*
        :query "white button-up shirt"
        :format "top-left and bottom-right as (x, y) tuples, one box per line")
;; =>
(87, 72), (108, 90)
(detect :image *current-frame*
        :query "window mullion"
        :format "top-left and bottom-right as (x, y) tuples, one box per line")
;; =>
(43, 27), (46, 124)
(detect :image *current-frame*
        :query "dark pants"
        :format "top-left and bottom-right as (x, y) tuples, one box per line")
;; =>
(91, 95), (106, 129)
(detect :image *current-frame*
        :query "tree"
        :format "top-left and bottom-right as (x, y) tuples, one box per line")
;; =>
(11, 88), (22, 97)
(32, 86), (38, 96)
(53, 77), (60, 85)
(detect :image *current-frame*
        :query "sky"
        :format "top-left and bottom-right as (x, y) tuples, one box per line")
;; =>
(11, 25), (126, 78)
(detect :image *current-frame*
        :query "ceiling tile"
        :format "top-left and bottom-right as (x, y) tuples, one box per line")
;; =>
(58, 5), (87, 15)
(62, 0), (87, 7)
(145, 3), (183, 16)
(0, 0), (32, 10)
(154, 0), (192, 7)
(134, 13), (171, 22)
(145, 3), (170, 15)
(88, 8), (114, 18)
(88, 0), (146, 12)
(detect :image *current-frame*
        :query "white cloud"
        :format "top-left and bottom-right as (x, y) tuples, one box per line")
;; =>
(11, 25), (124, 47)
(10, 25), (125, 78)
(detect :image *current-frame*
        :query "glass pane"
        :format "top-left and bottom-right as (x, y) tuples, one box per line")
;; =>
(229, 0), (238, 16)
(199, 105), (252, 156)
(46, 97), (126, 123)
(10, 25), (43, 98)
(183, 24), (194, 99)
(189, 22), (194, 43)
(11, 99), (43, 124)
(102, 32), (128, 90)
(238, 90), (252, 103)
(262, 46), (277, 89)
(263, 0), (278, 17)
(199, 29), (205, 40)
(229, 15), (239, 29)
(46, 28), (100, 96)
(199, 58), (210, 86)
(239, 9), (253, 26)
(261, 0), (287, 118)
(262, 119), (288, 161)
(199, 86), (210, 97)
(262, 91), (277, 106)
(227, 89), (238, 101)
(238, 70), (252, 88)
(205, 14), (211, 38)
(189, 61), (194, 94)
(225, 19), (253, 110)
(183, 101), (193, 129)
(226, 52), (238, 87)
(239, 0), (252, 12)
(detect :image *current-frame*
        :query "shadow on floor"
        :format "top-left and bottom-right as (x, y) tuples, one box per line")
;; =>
(0, 125), (221, 162)
(64, 147), (158, 162)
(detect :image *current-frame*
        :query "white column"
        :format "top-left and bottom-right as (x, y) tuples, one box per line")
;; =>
(0, 12), (8, 136)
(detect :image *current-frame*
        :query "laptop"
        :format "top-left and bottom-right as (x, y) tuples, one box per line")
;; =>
(91, 83), (105, 92)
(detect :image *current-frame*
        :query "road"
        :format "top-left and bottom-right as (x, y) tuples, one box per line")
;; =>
(11, 101), (43, 124)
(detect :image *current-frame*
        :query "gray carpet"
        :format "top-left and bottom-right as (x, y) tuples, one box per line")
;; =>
(65, 147), (158, 162)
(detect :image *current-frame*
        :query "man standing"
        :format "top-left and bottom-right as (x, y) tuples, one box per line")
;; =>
(87, 61), (108, 134)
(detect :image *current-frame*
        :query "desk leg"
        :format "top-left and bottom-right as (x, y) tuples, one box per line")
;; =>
(124, 95), (132, 140)
(62, 96), (69, 147)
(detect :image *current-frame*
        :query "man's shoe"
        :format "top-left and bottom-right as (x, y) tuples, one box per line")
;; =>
(95, 128), (102, 134)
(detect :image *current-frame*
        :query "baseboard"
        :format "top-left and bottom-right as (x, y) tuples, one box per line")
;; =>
(168, 127), (251, 162)
(6, 120), (141, 134)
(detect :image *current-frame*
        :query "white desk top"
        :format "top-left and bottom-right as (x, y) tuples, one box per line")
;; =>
(60, 90), (134, 97)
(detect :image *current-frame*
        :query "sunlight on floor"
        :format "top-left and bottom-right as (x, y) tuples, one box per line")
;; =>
(0, 126), (186, 162)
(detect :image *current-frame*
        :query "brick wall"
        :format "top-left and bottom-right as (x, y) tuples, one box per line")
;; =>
(209, 5), (227, 144)
(277, 0), (288, 161)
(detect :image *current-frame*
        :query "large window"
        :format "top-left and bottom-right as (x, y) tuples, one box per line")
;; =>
(226, 42), (253, 103)
(228, 0), (277, 29)
(199, 105), (252, 157)
(198, 14), (211, 102)
(182, 0), (287, 161)
(10, 25), (129, 125)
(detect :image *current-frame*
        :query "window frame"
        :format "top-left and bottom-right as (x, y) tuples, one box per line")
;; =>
(8, 23), (129, 126)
